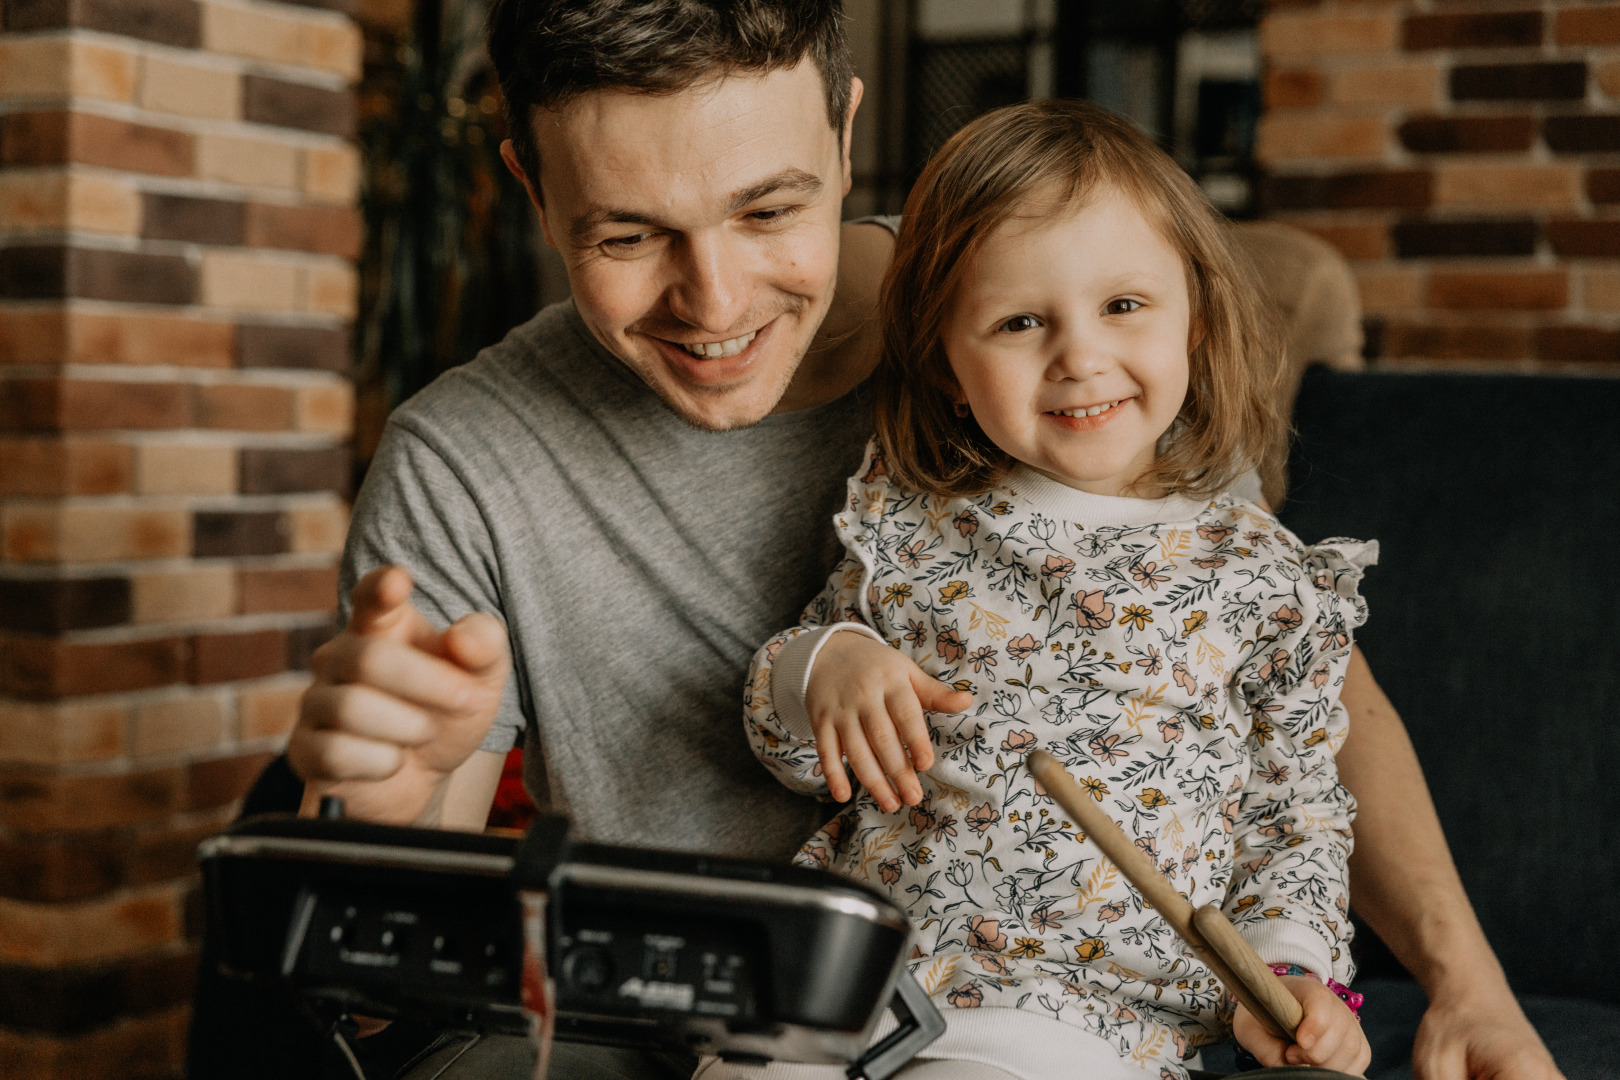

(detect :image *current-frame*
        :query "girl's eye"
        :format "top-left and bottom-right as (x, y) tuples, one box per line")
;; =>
(998, 314), (1041, 334)
(1105, 298), (1142, 315)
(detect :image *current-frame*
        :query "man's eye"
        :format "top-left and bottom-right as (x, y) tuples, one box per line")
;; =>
(999, 314), (1041, 333)
(748, 206), (795, 223)
(602, 232), (652, 251)
(1105, 298), (1142, 315)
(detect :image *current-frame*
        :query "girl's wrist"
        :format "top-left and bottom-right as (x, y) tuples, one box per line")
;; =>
(1267, 963), (1363, 1018)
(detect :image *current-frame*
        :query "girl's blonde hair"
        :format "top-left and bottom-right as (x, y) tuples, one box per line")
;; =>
(873, 99), (1287, 502)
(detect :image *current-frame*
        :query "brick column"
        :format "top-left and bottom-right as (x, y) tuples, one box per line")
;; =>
(1257, 2), (1620, 371)
(0, 0), (360, 1073)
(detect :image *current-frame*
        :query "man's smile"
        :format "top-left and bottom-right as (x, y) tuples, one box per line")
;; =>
(643, 317), (778, 386)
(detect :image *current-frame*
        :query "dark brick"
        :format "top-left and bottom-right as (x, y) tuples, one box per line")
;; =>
(141, 194), (245, 246)
(242, 76), (356, 138)
(1535, 326), (1620, 364)
(0, 576), (130, 632)
(192, 511), (286, 558)
(1398, 115), (1535, 154)
(236, 323), (350, 372)
(0, 830), (125, 902)
(1545, 220), (1620, 257)
(244, 202), (363, 258)
(1262, 170), (1433, 211)
(0, 948), (198, 1034)
(3, 0), (200, 46)
(1392, 219), (1538, 259)
(0, 247), (196, 304)
(1403, 11), (1541, 50)
(1, 379), (192, 433)
(0, 767), (187, 831)
(274, 0), (356, 13)
(1543, 116), (1620, 155)
(0, 636), (188, 698)
(1451, 62), (1586, 102)
(0, 111), (67, 166)
(287, 622), (336, 671)
(1383, 324), (1531, 361)
(239, 447), (350, 495)
(0, 246), (67, 299)
(126, 818), (223, 888)
(1589, 169), (1620, 204)
(189, 629), (286, 684)
(187, 751), (277, 810)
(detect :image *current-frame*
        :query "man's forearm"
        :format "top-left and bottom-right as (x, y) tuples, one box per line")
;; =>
(1336, 647), (1507, 997)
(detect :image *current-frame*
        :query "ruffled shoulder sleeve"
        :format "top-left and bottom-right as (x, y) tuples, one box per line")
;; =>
(1238, 527), (1378, 698)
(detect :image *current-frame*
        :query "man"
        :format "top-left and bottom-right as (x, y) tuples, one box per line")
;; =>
(288, 3), (1559, 1078)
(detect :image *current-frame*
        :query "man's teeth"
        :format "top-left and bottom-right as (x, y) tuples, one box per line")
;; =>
(681, 330), (757, 358)
(1055, 400), (1123, 418)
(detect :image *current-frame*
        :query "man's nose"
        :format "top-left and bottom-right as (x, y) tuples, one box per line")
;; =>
(665, 232), (749, 334)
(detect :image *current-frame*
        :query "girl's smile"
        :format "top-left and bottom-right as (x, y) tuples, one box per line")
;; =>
(941, 185), (1192, 498)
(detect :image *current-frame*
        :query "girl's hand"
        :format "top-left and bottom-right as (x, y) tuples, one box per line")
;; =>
(1234, 974), (1371, 1076)
(806, 631), (973, 812)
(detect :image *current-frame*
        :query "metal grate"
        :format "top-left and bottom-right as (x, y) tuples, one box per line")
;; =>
(905, 39), (1033, 182)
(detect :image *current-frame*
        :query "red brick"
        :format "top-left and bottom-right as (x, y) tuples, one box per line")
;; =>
(0, 636), (188, 698)
(0, 1001), (190, 1078)
(0, 438), (131, 496)
(1398, 115), (1534, 154)
(4, 0), (202, 48)
(1451, 62), (1585, 102)
(1265, 70), (1322, 109)
(1543, 116), (1620, 155)
(1403, 12), (1542, 50)
(1, 110), (194, 176)
(237, 566), (339, 614)
(0, 308), (66, 365)
(243, 202), (363, 258)
(0, 946), (200, 1032)
(1556, 7), (1620, 46)
(1263, 170), (1432, 210)
(1546, 220), (1620, 258)
(1428, 271), (1567, 310)
(1295, 223), (1387, 261)
(66, 311), (235, 368)
(0, 767), (187, 831)
(235, 323), (349, 372)
(1535, 326), (1620, 364)
(242, 75), (356, 138)
(191, 383), (296, 431)
(0, 379), (191, 433)
(1383, 324), (1532, 361)
(188, 629), (286, 684)
(187, 750), (277, 810)
(1589, 169), (1620, 204)
(238, 446), (349, 494)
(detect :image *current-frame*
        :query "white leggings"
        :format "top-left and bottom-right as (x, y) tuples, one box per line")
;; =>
(694, 1058), (1019, 1080)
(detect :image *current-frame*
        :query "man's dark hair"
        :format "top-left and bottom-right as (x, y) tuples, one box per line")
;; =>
(487, 0), (852, 188)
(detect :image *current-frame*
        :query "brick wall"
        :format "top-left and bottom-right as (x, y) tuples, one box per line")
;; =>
(1258, 1), (1620, 371)
(0, 0), (360, 1073)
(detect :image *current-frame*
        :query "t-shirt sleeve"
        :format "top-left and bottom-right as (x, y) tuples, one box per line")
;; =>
(342, 417), (526, 754)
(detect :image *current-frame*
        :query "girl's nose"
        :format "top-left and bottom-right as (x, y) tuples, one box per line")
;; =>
(1048, 326), (1111, 381)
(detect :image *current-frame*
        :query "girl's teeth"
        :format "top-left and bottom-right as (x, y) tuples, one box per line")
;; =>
(681, 330), (758, 358)
(1056, 400), (1122, 418)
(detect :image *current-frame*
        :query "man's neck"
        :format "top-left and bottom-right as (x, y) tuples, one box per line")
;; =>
(772, 220), (895, 414)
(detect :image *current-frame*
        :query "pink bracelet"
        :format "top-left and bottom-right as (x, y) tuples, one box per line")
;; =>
(1268, 962), (1364, 1017)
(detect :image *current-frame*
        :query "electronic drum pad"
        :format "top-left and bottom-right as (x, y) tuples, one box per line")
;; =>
(199, 808), (944, 1080)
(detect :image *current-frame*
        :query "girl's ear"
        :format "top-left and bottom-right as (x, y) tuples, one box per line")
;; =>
(1188, 313), (1207, 354)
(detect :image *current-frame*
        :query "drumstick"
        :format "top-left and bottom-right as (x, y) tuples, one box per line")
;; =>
(1025, 749), (1304, 1042)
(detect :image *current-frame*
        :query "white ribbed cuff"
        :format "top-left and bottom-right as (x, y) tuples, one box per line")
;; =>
(769, 623), (886, 740)
(1243, 916), (1337, 982)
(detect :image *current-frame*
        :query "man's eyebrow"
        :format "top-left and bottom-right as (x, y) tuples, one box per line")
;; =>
(728, 168), (822, 212)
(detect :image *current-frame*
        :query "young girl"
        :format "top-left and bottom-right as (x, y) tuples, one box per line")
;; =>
(741, 101), (1373, 1080)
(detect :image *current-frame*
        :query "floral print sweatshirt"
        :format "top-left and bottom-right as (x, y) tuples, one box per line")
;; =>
(744, 442), (1374, 1075)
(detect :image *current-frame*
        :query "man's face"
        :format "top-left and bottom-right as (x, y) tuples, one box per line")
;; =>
(514, 63), (859, 430)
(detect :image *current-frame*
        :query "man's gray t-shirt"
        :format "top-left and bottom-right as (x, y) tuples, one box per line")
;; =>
(344, 301), (871, 859)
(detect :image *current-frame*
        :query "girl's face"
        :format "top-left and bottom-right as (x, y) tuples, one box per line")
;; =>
(941, 185), (1193, 498)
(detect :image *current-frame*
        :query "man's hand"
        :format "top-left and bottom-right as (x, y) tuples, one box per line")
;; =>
(1412, 987), (1563, 1080)
(805, 631), (972, 813)
(1233, 975), (1371, 1076)
(289, 566), (511, 826)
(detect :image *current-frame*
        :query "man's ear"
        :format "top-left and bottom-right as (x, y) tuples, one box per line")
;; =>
(839, 76), (863, 198)
(500, 138), (557, 249)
